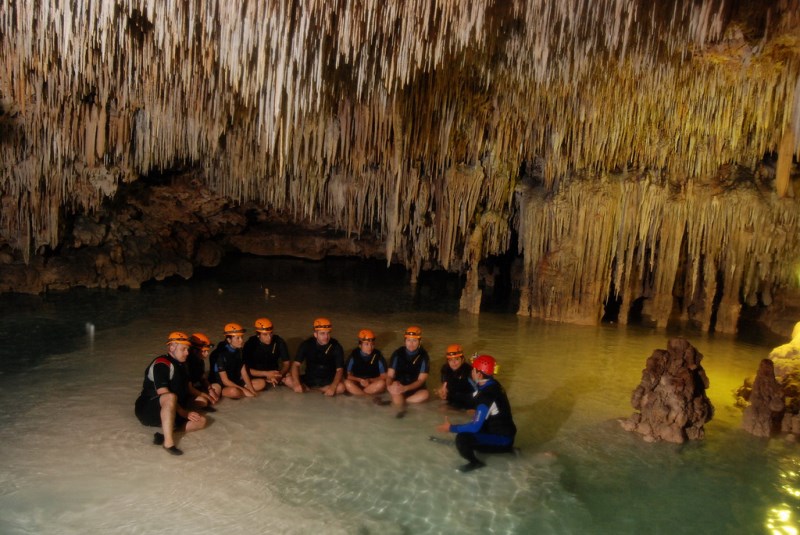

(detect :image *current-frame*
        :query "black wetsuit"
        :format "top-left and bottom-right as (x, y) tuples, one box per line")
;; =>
(243, 334), (289, 372)
(186, 351), (206, 390)
(389, 347), (430, 392)
(346, 348), (387, 379)
(440, 362), (474, 409)
(295, 337), (345, 387)
(209, 341), (245, 386)
(134, 354), (190, 427)
(449, 378), (517, 464)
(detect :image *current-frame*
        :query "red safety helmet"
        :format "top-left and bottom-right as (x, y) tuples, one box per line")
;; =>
(190, 332), (214, 350)
(313, 317), (332, 332)
(166, 331), (191, 347)
(472, 354), (499, 376)
(254, 318), (273, 333)
(224, 322), (246, 336)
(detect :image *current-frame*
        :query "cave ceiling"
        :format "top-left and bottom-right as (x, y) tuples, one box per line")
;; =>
(1, 0), (800, 332)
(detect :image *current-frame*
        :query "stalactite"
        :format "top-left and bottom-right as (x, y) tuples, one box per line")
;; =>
(1, 1), (799, 330)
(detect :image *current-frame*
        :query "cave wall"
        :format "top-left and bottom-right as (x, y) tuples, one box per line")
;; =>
(2, 1), (800, 335)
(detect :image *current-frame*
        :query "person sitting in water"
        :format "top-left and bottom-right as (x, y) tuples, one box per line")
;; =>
(287, 317), (345, 396)
(185, 332), (221, 411)
(435, 354), (517, 472)
(134, 331), (207, 456)
(243, 317), (290, 388)
(437, 344), (475, 410)
(343, 329), (387, 396)
(386, 325), (430, 415)
(209, 323), (267, 399)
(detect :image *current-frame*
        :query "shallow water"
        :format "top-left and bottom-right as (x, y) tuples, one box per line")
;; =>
(0, 257), (797, 534)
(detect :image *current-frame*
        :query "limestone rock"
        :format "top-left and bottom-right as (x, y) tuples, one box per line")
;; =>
(737, 321), (800, 439)
(621, 338), (714, 443)
(741, 359), (785, 437)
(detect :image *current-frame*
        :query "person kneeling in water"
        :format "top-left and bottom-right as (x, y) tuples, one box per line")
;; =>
(435, 354), (516, 472)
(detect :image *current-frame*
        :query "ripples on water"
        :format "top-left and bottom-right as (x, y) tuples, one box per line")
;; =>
(0, 256), (797, 534)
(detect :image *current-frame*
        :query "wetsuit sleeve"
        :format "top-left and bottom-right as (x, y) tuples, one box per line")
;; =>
(152, 358), (173, 390)
(277, 338), (290, 362)
(333, 343), (345, 369)
(346, 355), (355, 373)
(449, 403), (489, 434)
(294, 341), (307, 364)
(420, 354), (429, 374)
(377, 359), (386, 374)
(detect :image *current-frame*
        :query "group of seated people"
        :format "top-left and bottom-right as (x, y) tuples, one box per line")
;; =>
(134, 317), (516, 471)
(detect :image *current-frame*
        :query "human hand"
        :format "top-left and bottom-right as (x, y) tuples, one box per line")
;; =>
(187, 411), (202, 422)
(435, 416), (451, 433)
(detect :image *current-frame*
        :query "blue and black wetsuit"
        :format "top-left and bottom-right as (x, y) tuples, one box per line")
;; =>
(209, 341), (245, 386)
(449, 378), (516, 463)
(389, 347), (430, 393)
(346, 348), (387, 379)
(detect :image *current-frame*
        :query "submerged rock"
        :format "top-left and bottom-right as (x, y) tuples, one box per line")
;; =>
(620, 338), (714, 443)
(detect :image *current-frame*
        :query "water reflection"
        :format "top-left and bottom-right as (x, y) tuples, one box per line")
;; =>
(0, 256), (797, 534)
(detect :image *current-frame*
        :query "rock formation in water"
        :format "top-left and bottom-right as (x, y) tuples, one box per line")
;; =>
(1, 1), (800, 335)
(736, 321), (800, 439)
(741, 359), (785, 438)
(621, 338), (714, 443)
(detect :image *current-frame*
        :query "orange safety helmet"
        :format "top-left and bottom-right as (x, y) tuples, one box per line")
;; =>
(445, 344), (464, 359)
(358, 329), (376, 342)
(471, 354), (499, 376)
(190, 332), (214, 349)
(224, 322), (246, 336)
(404, 326), (422, 339)
(166, 331), (191, 346)
(313, 317), (332, 332)
(254, 318), (273, 333)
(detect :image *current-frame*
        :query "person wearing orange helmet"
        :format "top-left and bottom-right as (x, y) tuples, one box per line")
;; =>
(288, 317), (345, 396)
(436, 354), (517, 472)
(437, 344), (474, 410)
(343, 329), (388, 396)
(134, 332), (208, 455)
(243, 318), (290, 388)
(386, 326), (430, 415)
(209, 322), (267, 399)
(186, 332), (220, 410)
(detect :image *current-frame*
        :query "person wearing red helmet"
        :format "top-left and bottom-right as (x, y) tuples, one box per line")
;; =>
(209, 323), (267, 399)
(134, 332), (208, 456)
(243, 318), (290, 388)
(436, 354), (517, 472)
(288, 317), (345, 396)
(343, 329), (388, 396)
(386, 326), (430, 416)
(437, 344), (474, 410)
(186, 332), (220, 410)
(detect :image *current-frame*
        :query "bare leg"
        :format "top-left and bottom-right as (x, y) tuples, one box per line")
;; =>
(364, 379), (386, 395)
(406, 389), (430, 404)
(344, 379), (365, 396)
(159, 393), (178, 448)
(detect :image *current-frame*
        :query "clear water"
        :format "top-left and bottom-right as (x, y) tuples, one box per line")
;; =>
(0, 257), (797, 534)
